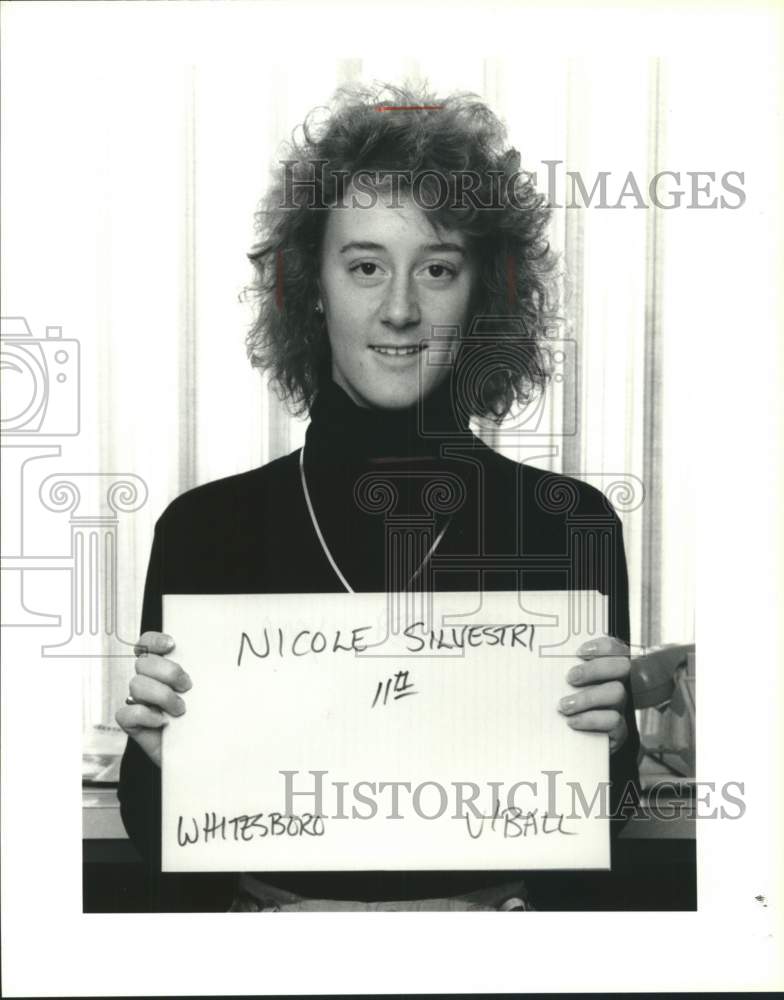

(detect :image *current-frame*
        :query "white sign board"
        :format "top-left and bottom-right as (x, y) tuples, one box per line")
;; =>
(162, 590), (611, 872)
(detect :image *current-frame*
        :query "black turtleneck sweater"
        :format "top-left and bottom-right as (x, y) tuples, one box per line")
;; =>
(118, 377), (640, 910)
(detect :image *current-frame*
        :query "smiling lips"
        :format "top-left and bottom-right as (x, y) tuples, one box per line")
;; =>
(369, 344), (426, 356)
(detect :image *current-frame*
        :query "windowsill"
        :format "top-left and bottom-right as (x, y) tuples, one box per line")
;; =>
(83, 786), (126, 839)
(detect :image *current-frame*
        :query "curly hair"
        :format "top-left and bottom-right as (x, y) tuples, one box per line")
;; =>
(245, 82), (559, 420)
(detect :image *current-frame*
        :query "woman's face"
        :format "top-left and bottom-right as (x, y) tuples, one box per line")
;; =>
(318, 186), (476, 409)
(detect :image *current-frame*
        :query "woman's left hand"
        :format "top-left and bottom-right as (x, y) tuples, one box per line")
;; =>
(558, 636), (631, 754)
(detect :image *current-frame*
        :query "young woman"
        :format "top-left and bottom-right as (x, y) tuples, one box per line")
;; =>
(116, 83), (640, 912)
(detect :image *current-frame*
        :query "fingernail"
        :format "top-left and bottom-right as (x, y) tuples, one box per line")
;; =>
(161, 634), (175, 650)
(178, 673), (192, 692)
(566, 717), (579, 728)
(568, 666), (584, 683)
(559, 695), (576, 714)
(173, 696), (185, 715)
(581, 640), (599, 655)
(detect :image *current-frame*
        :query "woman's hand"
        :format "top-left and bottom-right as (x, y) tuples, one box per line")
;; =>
(114, 631), (192, 768)
(558, 636), (630, 754)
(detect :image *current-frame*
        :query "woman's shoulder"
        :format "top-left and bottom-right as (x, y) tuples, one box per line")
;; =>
(474, 440), (621, 521)
(155, 448), (301, 528)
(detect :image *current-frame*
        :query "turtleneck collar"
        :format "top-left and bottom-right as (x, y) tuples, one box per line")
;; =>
(305, 375), (474, 463)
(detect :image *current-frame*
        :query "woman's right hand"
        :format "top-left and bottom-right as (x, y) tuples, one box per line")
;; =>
(115, 631), (192, 768)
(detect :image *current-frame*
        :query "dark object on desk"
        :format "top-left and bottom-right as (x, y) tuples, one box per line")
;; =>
(632, 643), (696, 780)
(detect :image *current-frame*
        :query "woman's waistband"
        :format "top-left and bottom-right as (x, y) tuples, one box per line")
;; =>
(231, 873), (535, 912)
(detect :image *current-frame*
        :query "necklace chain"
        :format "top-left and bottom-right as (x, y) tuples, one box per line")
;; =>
(299, 444), (450, 594)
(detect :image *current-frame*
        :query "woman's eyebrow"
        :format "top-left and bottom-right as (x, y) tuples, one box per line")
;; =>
(339, 241), (385, 254)
(338, 240), (466, 255)
(422, 242), (466, 255)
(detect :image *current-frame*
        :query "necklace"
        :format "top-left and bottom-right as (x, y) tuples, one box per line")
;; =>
(299, 443), (451, 594)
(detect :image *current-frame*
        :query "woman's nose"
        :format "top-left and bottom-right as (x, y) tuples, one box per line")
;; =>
(380, 274), (421, 328)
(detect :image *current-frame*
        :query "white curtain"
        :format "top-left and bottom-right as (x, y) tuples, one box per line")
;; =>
(1, 47), (696, 739)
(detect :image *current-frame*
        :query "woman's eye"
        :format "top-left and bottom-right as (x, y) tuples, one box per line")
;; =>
(350, 262), (380, 277)
(424, 263), (455, 279)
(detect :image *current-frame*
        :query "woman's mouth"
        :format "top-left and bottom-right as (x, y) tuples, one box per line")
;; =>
(369, 345), (426, 357)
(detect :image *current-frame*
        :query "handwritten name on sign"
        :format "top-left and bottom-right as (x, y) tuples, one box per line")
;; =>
(162, 590), (611, 872)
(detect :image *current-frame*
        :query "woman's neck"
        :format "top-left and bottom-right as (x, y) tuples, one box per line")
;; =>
(306, 375), (473, 462)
